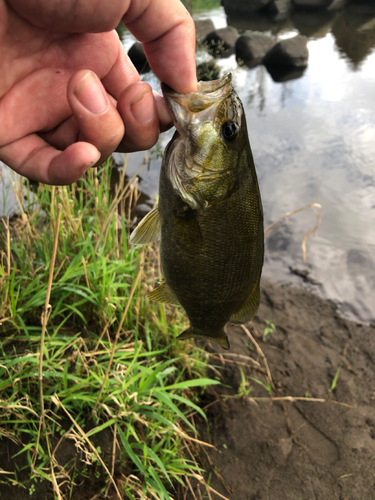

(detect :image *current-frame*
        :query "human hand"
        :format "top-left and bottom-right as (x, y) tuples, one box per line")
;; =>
(0, 0), (197, 184)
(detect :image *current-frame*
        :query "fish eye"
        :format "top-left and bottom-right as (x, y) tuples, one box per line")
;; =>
(221, 121), (238, 141)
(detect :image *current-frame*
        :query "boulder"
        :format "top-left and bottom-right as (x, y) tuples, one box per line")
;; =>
(263, 34), (309, 68)
(222, 0), (272, 15)
(203, 27), (240, 57)
(196, 60), (220, 81)
(127, 42), (150, 73)
(195, 19), (215, 44)
(235, 33), (275, 67)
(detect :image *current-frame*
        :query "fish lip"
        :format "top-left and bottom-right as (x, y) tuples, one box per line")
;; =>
(161, 73), (233, 136)
(161, 72), (232, 100)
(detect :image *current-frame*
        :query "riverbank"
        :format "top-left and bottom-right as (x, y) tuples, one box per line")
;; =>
(190, 279), (375, 500)
(1, 167), (373, 499)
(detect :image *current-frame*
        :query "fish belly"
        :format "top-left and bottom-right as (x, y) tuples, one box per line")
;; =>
(159, 164), (263, 336)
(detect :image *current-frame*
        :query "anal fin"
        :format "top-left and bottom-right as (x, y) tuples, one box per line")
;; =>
(130, 206), (161, 245)
(178, 328), (230, 350)
(230, 279), (260, 325)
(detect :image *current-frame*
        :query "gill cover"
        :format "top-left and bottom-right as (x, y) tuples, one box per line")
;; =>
(162, 73), (243, 211)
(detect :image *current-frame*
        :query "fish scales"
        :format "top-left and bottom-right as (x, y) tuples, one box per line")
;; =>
(159, 152), (261, 329)
(130, 74), (264, 349)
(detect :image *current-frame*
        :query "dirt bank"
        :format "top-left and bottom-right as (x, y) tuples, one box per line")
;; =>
(191, 279), (375, 500)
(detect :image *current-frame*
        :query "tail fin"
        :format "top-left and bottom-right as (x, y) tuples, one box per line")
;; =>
(177, 327), (230, 350)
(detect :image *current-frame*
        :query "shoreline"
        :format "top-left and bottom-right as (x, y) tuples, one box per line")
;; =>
(189, 278), (375, 499)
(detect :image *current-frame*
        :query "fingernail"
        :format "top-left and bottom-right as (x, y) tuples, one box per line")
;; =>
(84, 152), (101, 168)
(131, 88), (154, 124)
(75, 72), (108, 114)
(153, 90), (173, 128)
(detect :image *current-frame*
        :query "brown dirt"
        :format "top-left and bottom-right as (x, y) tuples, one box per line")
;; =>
(191, 279), (375, 500)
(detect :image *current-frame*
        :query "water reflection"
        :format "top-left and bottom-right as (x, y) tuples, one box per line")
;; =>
(226, 12), (294, 35)
(0, 164), (24, 216)
(332, 4), (375, 69)
(291, 10), (335, 39)
(0, 163), (38, 216)
(266, 65), (306, 82)
(246, 66), (267, 113)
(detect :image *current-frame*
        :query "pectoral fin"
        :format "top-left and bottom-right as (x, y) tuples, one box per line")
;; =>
(129, 206), (161, 245)
(147, 283), (180, 305)
(178, 327), (230, 350)
(230, 280), (260, 324)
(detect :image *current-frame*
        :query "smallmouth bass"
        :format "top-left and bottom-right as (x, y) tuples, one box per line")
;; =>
(130, 73), (264, 349)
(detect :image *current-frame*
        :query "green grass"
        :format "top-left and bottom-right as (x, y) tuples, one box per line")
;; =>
(0, 160), (218, 499)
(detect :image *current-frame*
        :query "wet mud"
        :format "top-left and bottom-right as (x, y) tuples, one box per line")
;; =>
(191, 280), (375, 500)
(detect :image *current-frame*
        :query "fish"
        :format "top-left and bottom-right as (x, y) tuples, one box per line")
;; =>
(130, 73), (264, 350)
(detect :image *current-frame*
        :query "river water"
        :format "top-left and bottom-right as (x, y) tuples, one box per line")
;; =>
(1, 2), (375, 324)
(122, 3), (375, 325)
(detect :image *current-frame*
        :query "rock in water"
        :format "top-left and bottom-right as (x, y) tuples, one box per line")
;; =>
(203, 27), (240, 57)
(263, 35), (309, 68)
(195, 19), (216, 44)
(236, 33), (275, 67)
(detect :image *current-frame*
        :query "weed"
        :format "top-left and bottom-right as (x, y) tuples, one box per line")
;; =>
(329, 367), (341, 392)
(249, 376), (273, 396)
(0, 160), (217, 499)
(262, 320), (276, 342)
(237, 366), (253, 397)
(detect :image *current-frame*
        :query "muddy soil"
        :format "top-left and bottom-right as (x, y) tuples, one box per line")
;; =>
(191, 280), (375, 500)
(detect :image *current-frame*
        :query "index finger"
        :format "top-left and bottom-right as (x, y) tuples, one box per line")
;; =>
(122, 0), (197, 94)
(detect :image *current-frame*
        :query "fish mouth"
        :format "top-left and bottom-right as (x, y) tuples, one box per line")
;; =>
(161, 73), (233, 136)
